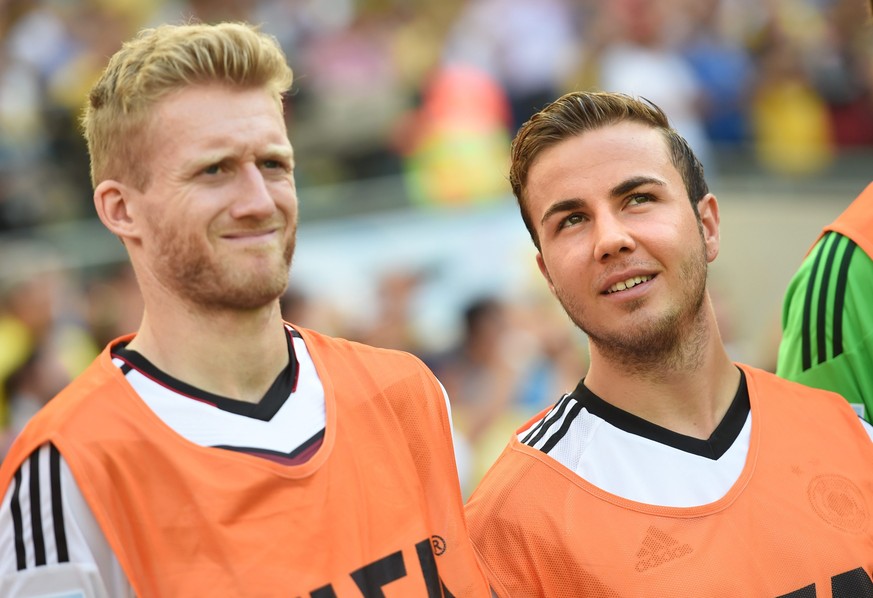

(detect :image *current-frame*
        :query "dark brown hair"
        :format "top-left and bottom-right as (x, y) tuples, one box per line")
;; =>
(510, 91), (709, 250)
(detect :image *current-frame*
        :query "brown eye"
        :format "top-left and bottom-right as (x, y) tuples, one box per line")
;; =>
(560, 214), (586, 229)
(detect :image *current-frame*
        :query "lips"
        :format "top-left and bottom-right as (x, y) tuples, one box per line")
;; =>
(223, 231), (273, 238)
(221, 226), (280, 240)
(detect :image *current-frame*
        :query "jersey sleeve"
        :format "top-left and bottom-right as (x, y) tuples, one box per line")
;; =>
(0, 442), (134, 597)
(777, 231), (873, 421)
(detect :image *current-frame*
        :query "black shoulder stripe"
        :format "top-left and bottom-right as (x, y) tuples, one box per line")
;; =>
(522, 395), (571, 447)
(816, 234), (842, 365)
(832, 239), (857, 358)
(28, 451), (46, 566)
(49, 445), (69, 563)
(540, 400), (585, 455)
(11, 468), (26, 570)
(802, 234), (830, 371)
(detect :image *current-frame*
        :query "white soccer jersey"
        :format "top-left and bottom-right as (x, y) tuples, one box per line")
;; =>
(519, 368), (873, 508)
(0, 325), (325, 597)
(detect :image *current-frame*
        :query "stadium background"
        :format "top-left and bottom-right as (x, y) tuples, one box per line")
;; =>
(1, 0), (871, 493)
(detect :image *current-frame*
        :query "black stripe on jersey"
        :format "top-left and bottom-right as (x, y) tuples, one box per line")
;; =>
(28, 451), (46, 566)
(832, 239), (857, 359)
(10, 444), (73, 570)
(540, 400), (585, 455)
(815, 235), (841, 365)
(521, 395), (573, 447)
(49, 445), (69, 563)
(11, 469), (25, 570)
(111, 325), (300, 421)
(546, 368), (750, 460)
(802, 234), (828, 371)
(213, 429), (325, 464)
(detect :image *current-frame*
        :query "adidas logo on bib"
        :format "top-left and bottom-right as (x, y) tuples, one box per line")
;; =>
(635, 526), (693, 572)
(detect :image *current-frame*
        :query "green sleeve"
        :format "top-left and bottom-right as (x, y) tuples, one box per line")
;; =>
(777, 231), (873, 421)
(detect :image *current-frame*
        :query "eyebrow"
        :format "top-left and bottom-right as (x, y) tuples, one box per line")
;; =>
(189, 143), (294, 169)
(610, 175), (665, 197)
(539, 175), (667, 226)
(263, 144), (294, 159)
(540, 198), (587, 227)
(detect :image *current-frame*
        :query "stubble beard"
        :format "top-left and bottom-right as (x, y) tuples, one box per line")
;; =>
(154, 221), (296, 312)
(558, 243), (709, 377)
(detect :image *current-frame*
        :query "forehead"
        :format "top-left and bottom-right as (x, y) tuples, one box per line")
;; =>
(148, 84), (291, 157)
(525, 121), (676, 205)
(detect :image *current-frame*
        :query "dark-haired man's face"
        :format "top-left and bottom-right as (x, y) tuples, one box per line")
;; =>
(528, 122), (720, 366)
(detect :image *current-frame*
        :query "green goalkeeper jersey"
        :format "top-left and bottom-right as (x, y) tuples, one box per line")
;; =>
(778, 230), (873, 421)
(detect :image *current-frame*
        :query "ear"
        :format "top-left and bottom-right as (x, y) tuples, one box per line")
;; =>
(93, 180), (140, 241)
(697, 193), (720, 263)
(535, 252), (557, 295)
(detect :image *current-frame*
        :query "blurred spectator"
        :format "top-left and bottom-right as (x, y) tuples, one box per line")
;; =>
(680, 0), (755, 148)
(442, 0), (582, 130)
(281, 285), (358, 339)
(592, 0), (715, 175)
(0, 244), (98, 432)
(395, 63), (513, 206)
(291, 8), (410, 184)
(84, 263), (144, 348)
(0, 340), (70, 459)
(429, 296), (523, 491)
(751, 36), (835, 175)
(352, 269), (430, 353)
(808, 0), (873, 147)
(0, 2), (137, 231)
(513, 297), (589, 414)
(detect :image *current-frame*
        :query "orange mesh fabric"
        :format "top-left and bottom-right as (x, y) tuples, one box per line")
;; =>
(467, 365), (873, 598)
(821, 182), (873, 258)
(0, 327), (490, 597)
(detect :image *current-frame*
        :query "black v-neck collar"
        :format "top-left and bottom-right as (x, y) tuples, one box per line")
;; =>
(572, 368), (749, 460)
(111, 327), (300, 422)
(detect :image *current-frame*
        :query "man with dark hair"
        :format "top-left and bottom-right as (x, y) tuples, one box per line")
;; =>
(465, 90), (873, 597)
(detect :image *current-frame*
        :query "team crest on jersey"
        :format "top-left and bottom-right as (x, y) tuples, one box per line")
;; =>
(808, 474), (868, 533)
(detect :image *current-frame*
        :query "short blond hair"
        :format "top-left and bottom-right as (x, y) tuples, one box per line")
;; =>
(81, 22), (293, 189)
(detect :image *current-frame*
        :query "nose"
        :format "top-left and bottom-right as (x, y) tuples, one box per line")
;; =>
(592, 212), (635, 261)
(229, 163), (277, 220)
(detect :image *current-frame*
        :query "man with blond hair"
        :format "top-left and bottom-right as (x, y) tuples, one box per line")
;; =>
(465, 90), (873, 596)
(0, 22), (489, 597)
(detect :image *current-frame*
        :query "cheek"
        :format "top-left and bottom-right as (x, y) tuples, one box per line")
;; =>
(272, 181), (298, 207)
(541, 251), (583, 292)
(641, 219), (690, 253)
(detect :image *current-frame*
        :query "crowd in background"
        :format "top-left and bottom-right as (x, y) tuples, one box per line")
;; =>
(1, 0), (873, 492)
(3, 0), (873, 227)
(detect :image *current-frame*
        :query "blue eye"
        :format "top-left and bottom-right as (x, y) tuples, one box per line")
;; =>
(202, 164), (221, 175)
(262, 159), (292, 172)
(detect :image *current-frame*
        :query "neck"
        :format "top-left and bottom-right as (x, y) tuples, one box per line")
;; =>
(128, 296), (288, 404)
(584, 303), (739, 439)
